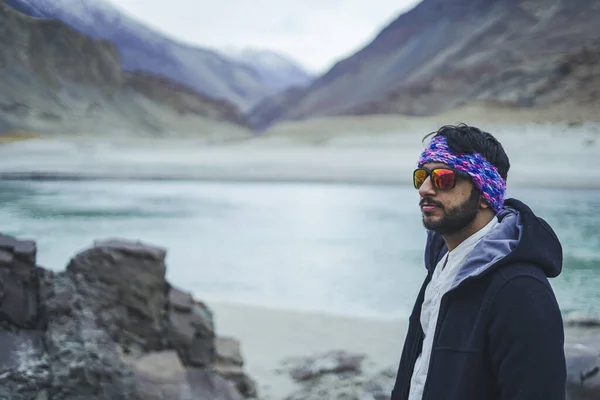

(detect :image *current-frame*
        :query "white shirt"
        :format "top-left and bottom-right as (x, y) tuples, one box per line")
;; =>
(408, 217), (499, 400)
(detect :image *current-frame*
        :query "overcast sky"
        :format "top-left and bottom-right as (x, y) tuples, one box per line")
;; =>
(105, 0), (421, 73)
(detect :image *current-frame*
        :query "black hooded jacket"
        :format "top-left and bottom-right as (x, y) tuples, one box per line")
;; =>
(391, 198), (567, 400)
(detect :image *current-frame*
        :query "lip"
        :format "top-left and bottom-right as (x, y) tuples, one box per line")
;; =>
(420, 205), (439, 212)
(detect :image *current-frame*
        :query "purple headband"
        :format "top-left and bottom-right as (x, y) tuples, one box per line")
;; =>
(417, 135), (506, 213)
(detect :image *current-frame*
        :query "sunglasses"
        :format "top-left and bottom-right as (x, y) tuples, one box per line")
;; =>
(413, 167), (470, 190)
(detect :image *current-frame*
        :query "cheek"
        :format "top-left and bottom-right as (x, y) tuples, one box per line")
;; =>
(446, 185), (474, 208)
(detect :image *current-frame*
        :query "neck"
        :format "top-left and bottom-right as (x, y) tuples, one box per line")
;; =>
(443, 210), (495, 252)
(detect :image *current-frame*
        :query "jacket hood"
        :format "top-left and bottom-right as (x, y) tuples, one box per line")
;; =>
(424, 198), (563, 285)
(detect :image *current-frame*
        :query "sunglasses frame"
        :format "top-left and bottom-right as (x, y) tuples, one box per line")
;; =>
(413, 167), (470, 190)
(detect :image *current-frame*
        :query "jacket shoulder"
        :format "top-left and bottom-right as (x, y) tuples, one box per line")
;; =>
(492, 261), (554, 289)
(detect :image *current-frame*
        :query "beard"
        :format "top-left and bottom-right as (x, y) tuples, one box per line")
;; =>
(421, 188), (481, 235)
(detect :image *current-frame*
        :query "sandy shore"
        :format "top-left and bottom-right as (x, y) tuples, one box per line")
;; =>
(206, 301), (600, 400)
(208, 301), (408, 399)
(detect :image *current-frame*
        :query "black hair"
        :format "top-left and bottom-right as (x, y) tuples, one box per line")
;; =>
(423, 123), (510, 180)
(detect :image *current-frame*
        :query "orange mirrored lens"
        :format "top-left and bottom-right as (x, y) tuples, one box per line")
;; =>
(414, 169), (427, 188)
(432, 169), (456, 189)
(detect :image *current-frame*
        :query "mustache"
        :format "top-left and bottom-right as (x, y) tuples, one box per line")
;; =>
(420, 198), (443, 208)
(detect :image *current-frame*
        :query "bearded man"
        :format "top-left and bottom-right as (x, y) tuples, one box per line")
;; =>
(391, 124), (567, 400)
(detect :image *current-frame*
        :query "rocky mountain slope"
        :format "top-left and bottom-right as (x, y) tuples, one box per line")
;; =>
(249, 0), (600, 130)
(0, 1), (251, 137)
(4, 0), (312, 112)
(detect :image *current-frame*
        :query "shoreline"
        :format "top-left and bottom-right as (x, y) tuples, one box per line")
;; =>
(1, 172), (600, 191)
(0, 117), (598, 191)
(207, 300), (409, 400)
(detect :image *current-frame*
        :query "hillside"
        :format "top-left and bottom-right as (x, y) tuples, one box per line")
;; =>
(221, 48), (313, 93)
(249, 0), (600, 130)
(0, 1), (251, 137)
(4, 0), (310, 112)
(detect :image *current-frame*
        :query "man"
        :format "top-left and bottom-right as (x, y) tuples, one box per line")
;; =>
(391, 124), (567, 400)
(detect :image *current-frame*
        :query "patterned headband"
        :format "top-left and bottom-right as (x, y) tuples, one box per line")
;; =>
(417, 135), (506, 213)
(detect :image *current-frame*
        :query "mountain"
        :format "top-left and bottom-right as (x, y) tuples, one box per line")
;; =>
(249, 0), (600, 130)
(3, 0), (285, 112)
(0, 1), (251, 137)
(220, 48), (314, 93)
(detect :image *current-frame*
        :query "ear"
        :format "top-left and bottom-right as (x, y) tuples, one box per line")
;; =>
(479, 196), (490, 210)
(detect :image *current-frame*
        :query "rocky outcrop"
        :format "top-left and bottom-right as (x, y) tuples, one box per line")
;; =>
(0, 1), (251, 137)
(65, 240), (171, 354)
(0, 233), (256, 399)
(250, 0), (600, 129)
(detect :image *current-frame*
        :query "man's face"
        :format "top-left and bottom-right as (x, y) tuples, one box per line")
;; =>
(417, 162), (481, 235)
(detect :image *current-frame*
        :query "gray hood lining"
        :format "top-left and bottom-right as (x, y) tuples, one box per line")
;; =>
(451, 208), (523, 290)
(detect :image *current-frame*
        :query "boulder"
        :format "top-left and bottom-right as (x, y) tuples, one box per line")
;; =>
(186, 367), (245, 400)
(0, 233), (41, 329)
(126, 350), (192, 400)
(40, 270), (138, 400)
(216, 336), (245, 367)
(215, 336), (258, 398)
(566, 343), (600, 400)
(0, 235), (51, 399)
(66, 239), (170, 353)
(283, 350), (366, 382)
(124, 350), (248, 400)
(278, 351), (394, 400)
(168, 286), (216, 367)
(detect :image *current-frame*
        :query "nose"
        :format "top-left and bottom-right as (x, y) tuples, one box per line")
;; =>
(418, 175), (436, 198)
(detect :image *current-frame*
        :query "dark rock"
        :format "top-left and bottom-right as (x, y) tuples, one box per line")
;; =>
(566, 343), (600, 400)
(281, 359), (395, 400)
(66, 239), (170, 353)
(169, 286), (194, 313)
(40, 270), (138, 400)
(0, 234), (41, 329)
(125, 350), (250, 400)
(168, 286), (216, 367)
(216, 336), (245, 367)
(0, 266), (40, 329)
(0, 233), (37, 265)
(0, 234), (256, 400)
(0, 249), (13, 264)
(215, 337), (258, 398)
(186, 367), (244, 400)
(565, 313), (600, 328)
(283, 350), (366, 382)
(0, 329), (49, 399)
(126, 350), (192, 400)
